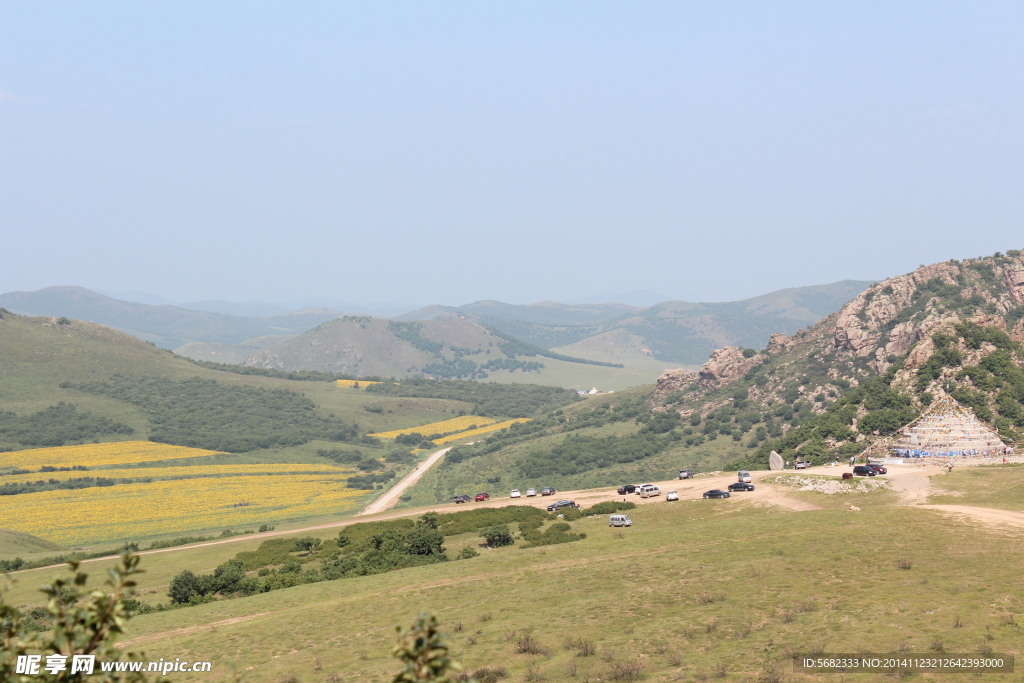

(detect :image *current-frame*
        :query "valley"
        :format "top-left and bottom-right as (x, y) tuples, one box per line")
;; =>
(2, 249), (1024, 681)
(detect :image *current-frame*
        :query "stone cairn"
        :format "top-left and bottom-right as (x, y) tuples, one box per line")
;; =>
(864, 394), (1013, 461)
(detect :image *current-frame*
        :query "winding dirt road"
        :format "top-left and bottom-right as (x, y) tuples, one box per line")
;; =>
(359, 447), (452, 516)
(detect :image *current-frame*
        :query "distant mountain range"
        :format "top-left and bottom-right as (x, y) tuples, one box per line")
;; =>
(0, 281), (873, 383)
(0, 286), (344, 352)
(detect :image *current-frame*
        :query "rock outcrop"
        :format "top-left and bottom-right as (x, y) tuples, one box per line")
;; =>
(654, 249), (1024, 411)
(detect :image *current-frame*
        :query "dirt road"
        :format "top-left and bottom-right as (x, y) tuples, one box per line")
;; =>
(359, 447), (452, 516)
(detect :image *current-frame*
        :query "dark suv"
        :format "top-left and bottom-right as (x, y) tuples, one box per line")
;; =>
(853, 465), (877, 476)
(617, 484), (637, 495)
(453, 495), (472, 503)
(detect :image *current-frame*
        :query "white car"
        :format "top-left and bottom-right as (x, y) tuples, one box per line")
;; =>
(510, 489), (521, 498)
(666, 490), (679, 501)
(526, 488), (537, 497)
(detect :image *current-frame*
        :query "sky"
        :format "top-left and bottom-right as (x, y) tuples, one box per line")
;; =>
(2, 2), (1023, 311)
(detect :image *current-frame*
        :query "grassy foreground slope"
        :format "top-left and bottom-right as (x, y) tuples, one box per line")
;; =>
(19, 467), (1017, 682)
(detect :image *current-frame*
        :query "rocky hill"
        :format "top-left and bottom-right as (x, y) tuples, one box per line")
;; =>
(653, 249), (1024, 466)
(419, 249), (1024, 497)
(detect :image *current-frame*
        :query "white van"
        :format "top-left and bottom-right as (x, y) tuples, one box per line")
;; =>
(638, 484), (661, 498)
(737, 470), (751, 483)
(609, 514), (632, 527)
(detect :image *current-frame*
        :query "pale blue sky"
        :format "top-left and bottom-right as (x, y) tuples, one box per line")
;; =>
(2, 2), (1022, 309)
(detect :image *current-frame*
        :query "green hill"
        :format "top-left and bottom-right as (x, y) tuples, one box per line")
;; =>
(0, 310), (576, 455)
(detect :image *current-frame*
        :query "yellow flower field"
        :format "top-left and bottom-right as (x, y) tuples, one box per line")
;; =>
(369, 415), (497, 439)
(0, 474), (369, 546)
(433, 418), (532, 444)
(0, 441), (223, 471)
(0, 463), (347, 484)
(334, 379), (381, 389)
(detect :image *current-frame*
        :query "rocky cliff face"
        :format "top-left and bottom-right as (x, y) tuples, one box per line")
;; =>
(655, 250), (1024, 412)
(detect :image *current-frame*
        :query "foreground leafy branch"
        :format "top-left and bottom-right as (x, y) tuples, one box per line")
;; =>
(392, 611), (463, 682)
(1, 553), (148, 682)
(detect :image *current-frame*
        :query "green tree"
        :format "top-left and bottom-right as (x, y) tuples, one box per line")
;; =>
(294, 537), (323, 554)
(167, 569), (204, 605)
(406, 526), (445, 557)
(419, 512), (440, 530)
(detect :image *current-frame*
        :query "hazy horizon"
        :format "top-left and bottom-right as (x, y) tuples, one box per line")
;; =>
(3, 3), (1022, 307)
(1, 277), (874, 319)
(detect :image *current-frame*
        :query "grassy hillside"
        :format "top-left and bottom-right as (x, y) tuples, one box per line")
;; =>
(0, 311), (584, 550)
(400, 386), (752, 505)
(8, 467), (1021, 681)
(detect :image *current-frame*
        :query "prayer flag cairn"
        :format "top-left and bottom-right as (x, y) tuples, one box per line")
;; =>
(863, 393), (1014, 460)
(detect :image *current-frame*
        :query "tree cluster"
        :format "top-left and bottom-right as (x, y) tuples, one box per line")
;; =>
(0, 403), (133, 451)
(72, 376), (360, 452)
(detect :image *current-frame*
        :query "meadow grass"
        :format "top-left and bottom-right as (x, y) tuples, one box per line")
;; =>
(49, 494), (1024, 682)
(484, 356), (669, 392)
(928, 464), (1024, 511)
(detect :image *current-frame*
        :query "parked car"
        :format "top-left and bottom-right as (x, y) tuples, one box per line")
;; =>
(453, 495), (472, 504)
(638, 484), (661, 498)
(737, 470), (752, 483)
(678, 469), (694, 479)
(728, 482), (755, 492)
(526, 488), (537, 497)
(866, 464), (888, 474)
(547, 499), (579, 512)
(665, 490), (679, 501)
(475, 493), (490, 501)
(541, 487), (556, 496)
(608, 514), (632, 527)
(703, 489), (731, 499)
(510, 489), (521, 498)
(853, 465), (877, 476)
(617, 484), (638, 495)
(795, 460), (811, 469)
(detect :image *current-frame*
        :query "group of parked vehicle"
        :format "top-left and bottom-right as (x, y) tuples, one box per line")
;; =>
(453, 486), (558, 504)
(509, 486), (556, 498)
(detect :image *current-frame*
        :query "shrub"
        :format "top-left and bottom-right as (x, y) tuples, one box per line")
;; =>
(584, 501), (637, 516)
(481, 524), (514, 548)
